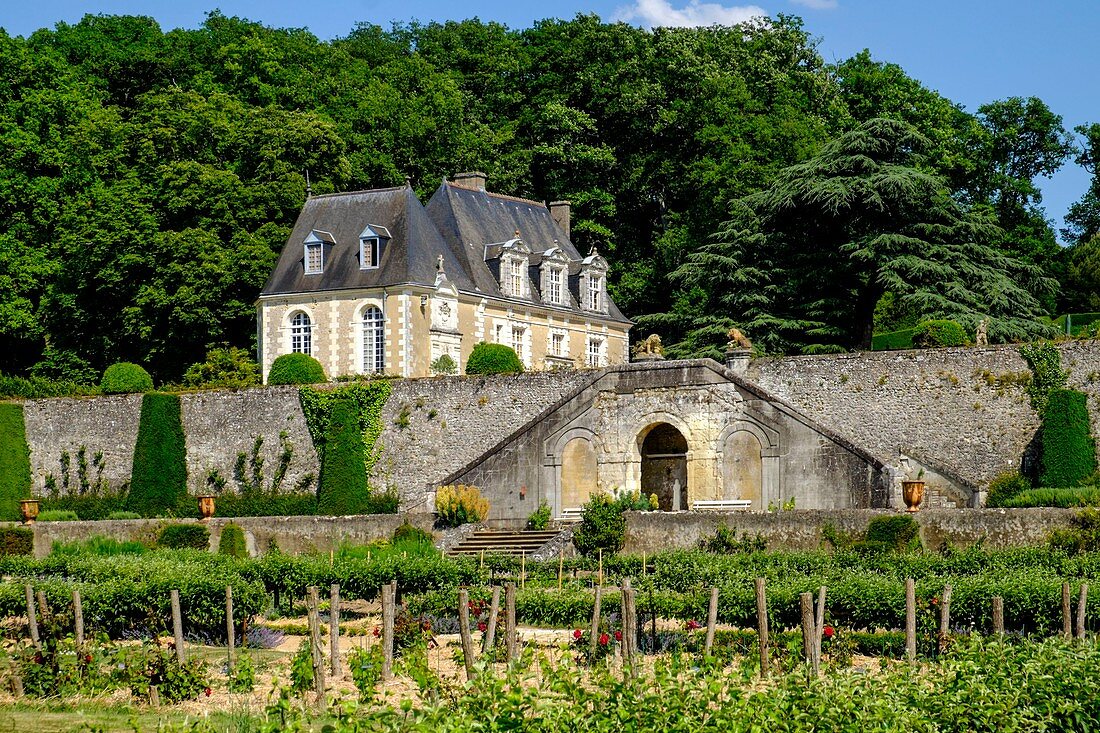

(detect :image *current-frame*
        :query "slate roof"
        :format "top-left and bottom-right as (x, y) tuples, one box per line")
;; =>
(260, 185), (476, 296)
(261, 180), (631, 325)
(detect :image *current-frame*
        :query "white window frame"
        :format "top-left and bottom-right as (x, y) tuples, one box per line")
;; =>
(511, 325), (526, 362)
(588, 274), (603, 311)
(586, 336), (604, 368)
(510, 259), (525, 298)
(362, 306), (385, 373)
(547, 267), (564, 305)
(550, 331), (565, 357)
(290, 311), (312, 355)
(305, 243), (324, 275)
(360, 238), (380, 270)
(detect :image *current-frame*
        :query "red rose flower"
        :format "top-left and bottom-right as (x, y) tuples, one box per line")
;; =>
(478, 622), (488, 632)
(614, 630), (623, 641)
(685, 619), (701, 631)
(599, 633), (610, 646)
(823, 625), (835, 638)
(85, 654), (93, 664)
(372, 626), (381, 638)
(204, 687), (212, 697)
(932, 597), (939, 606)
(573, 629), (583, 640)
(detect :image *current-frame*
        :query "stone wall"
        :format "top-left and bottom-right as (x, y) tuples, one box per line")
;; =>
(747, 341), (1100, 489)
(23, 513), (435, 558)
(623, 508), (1077, 553)
(371, 370), (595, 508)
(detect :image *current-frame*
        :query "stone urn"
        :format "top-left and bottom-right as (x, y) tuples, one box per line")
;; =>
(901, 481), (925, 513)
(19, 499), (39, 525)
(198, 495), (216, 521)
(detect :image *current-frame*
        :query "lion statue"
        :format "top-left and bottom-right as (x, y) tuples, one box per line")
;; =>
(726, 327), (752, 351)
(632, 333), (664, 357)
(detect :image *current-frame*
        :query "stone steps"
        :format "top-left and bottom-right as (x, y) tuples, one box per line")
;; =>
(449, 529), (562, 557)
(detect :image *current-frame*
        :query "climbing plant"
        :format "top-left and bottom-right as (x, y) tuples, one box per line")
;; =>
(1020, 342), (1067, 416)
(299, 380), (393, 476)
(0, 404), (31, 521)
(125, 393), (188, 517)
(1038, 389), (1098, 487)
(316, 396), (371, 515)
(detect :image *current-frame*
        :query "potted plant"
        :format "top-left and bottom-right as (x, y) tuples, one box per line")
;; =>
(19, 499), (39, 525)
(901, 470), (925, 513)
(198, 494), (216, 521)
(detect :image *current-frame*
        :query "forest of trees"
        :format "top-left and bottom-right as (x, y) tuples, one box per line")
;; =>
(0, 11), (1097, 381)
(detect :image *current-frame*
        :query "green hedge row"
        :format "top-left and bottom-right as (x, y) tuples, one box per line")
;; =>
(1004, 488), (1100, 508)
(0, 403), (31, 521)
(125, 393), (188, 517)
(1053, 312), (1100, 337)
(872, 320), (968, 351)
(1039, 389), (1097, 488)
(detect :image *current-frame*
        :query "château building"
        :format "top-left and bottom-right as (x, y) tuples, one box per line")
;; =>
(256, 173), (632, 381)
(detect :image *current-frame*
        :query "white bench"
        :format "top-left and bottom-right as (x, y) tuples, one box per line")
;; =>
(557, 507), (584, 522)
(691, 499), (752, 512)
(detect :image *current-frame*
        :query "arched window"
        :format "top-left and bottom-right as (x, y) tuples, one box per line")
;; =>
(290, 312), (312, 355)
(362, 306), (385, 373)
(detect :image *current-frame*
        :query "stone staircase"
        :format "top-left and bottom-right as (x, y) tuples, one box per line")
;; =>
(448, 529), (562, 557)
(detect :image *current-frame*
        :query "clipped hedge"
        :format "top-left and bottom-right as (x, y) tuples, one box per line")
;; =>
(1038, 389), (1097, 488)
(0, 373), (99, 399)
(0, 528), (33, 556)
(316, 396), (370, 515)
(912, 320), (968, 348)
(1004, 488), (1100, 508)
(267, 353), (326, 386)
(871, 328), (917, 351)
(100, 362), (154, 394)
(125, 393), (188, 517)
(0, 403), (31, 522)
(464, 342), (524, 375)
(218, 523), (248, 558)
(157, 524), (210, 550)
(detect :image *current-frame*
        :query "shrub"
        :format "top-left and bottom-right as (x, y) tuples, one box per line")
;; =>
(863, 515), (920, 552)
(986, 471), (1031, 508)
(218, 523), (248, 558)
(527, 500), (551, 530)
(1038, 389), (1097, 488)
(316, 397), (371, 515)
(912, 320), (967, 348)
(37, 510), (79, 522)
(0, 373), (100, 399)
(107, 511), (142, 520)
(1005, 487), (1100, 508)
(435, 484), (490, 527)
(871, 328), (917, 351)
(267, 353), (326, 386)
(100, 362), (153, 394)
(157, 523), (210, 550)
(125, 393), (188, 517)
(182, 347), (260, 390)
(0, 403), (31, 522)
(464, 342), (524, 375)
(393, 521), (434, 549)
(430, 354), (457, 375)
(1049, 507), (1100, 554)
(0, 528), (33, 556)
(572, 490), (652, 557)
(698, 524), (766, 553)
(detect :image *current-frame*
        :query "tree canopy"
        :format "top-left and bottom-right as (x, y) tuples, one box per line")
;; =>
(0, 13), (1092, 379)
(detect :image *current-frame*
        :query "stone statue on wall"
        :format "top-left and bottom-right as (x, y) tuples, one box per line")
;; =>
(975, 317), (989, 346)
(632, 334), (665, 361)
(726, 327), (752, 351)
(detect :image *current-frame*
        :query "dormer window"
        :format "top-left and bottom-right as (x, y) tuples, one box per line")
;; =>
(588, 275), (603, 311)
(493, 238), (531, 300)
(358, 225), (390, 270)
(509, 259), (524, 297)
(548, 267), (564, 304)
(303, 230), (333, 275)
(360, 238), (380, 269)
(539, 246), (571, 306)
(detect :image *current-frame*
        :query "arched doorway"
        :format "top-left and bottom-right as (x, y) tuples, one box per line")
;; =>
(722, 430), (763, 508)
(640, 423), (688, 511)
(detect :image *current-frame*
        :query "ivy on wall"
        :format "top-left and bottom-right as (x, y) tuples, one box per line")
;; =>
(1039, 389), (1098, 488)
(1020, 342), (1068, 416)
(0, 403), (31, 521)
(125, 393), (188, 517)
(299, 380), (393, 477)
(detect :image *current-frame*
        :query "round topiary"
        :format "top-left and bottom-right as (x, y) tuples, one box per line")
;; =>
(912, 320), (968, 348)
(464, 342), (524, 375)
(100, 362), (154, 394)
(267, 353), (326, 385)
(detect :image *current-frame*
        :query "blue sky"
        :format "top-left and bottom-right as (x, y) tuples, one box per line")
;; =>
(4, 1), (1097, 240)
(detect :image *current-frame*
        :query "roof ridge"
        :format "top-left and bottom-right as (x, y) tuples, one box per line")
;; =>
(447, 182), (547, 209)
(309, 186), (407, 199)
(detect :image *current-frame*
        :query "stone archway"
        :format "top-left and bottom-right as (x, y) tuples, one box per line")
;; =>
(640, 423), (688, 511)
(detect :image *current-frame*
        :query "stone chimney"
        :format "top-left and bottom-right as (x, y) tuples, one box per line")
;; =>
(452, 172), (487, 190)
(549, 200), (571, 239)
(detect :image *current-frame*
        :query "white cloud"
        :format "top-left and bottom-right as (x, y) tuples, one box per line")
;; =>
(615, 0), (768, 28)
(790, 0), (838, 8)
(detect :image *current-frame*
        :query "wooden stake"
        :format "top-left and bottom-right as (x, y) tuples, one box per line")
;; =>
(226, 586), (235, 666)
(483, 586), (501, 654)
(813, 586), (826, 669)
(330, 584), (341, 676)
(170, 589), (185, 664)
(626, 588), (638, 660)
(598, 549), (603, 586)
(704, 587), (719, 654)
(505, 582), (518, 662)
(558, 548), (564, 592)
(589, 583), (603, 659)
(24, 585), (39, 649)
(72, 590), (84, 650)
(480, 550), (484, 572)
(148, 685), (160, 706)
(1077, 583), (1088, 640)
(381, 583), (395, 680)
(36, 590), (49, 624)
(755, 577), (770, 676)
(799, 592), (816, 676)
(521, 552), (526, 591)
(622, 579), (634, 664)
(457, 588), (476, 680)
(938, 584), (952, 653)
(992, 596), (1004, 636)
(642, 551), (647, 577)
(905, 578), (916, 663)
(306, 586), (326, 697)
(1063, 582), (1073, 639)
